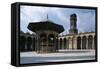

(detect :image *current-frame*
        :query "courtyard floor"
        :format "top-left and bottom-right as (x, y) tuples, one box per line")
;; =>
(20, 50), (95, 64)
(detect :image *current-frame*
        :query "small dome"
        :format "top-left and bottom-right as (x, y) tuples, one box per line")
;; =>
(70, 13), (77, 17)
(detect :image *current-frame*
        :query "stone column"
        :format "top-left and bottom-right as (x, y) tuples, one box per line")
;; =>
(46, 33), (48, 53)
(92, 36), (95, 49)
(66, 38), (68, 49)
(68, 38), (70, 49)
(86, 36), (88, 49)
(56, 35), (59, 52)
(69, 37), (72, 49)
(35, 35), (39, 52)
(54, 35), (57, 52)
(67, 38), (69, 49)
(62, 38), (64, 49)
(81, 37), (83, 50)
(36, 36), (38, 52)
(58, 38), (60, 50)
(72, 37), (73, 49)
(73, 37), (77, 49)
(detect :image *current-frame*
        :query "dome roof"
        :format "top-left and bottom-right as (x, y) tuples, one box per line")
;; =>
(70, 13), (77, 17)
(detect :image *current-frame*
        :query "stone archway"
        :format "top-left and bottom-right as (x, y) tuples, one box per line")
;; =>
(77, 36), (81, 49)
(40, 34), (47, 44)
(82, 36), (87, 49)
(64, 38), (67, 49)
(60, 38), (62, 49)
(88, 35), (93, 49)
(48, 34), (55, 52)
(48, 34), (55, 45)
(40, 33), (47, 52)
(68, 37), (71, 49)
(94, 35), (96, 49)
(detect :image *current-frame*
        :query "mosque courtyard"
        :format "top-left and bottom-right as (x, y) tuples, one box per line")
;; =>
(20, 49), (95, 64)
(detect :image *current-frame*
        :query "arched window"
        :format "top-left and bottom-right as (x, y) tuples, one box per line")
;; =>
(48, 34), (55, 45)
(40, 33), (47, 52)
(77, 36), (81, 49)
(88, 35), (93, 49)
(68, 37), (71, 49)
(40, 34), (47, 44)
(64, 38), (67, 49)
(48, 34), (55, 52)
(82, 36), (87, 49)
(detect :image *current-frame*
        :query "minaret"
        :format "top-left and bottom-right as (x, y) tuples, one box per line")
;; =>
(69, 14), (78, 34)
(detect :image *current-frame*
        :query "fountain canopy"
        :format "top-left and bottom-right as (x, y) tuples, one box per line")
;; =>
(27, 21), (64, 33)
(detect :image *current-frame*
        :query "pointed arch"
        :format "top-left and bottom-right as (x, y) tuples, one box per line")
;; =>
(64, 38), (67, 49)
(77, 36), (81, 49)
(60, 38), (62, 49)
(88, 35), (93, 49)
(82, 36), (87, 49)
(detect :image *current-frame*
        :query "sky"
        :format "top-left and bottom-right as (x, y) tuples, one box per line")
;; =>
(20, 5), (96, 35)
